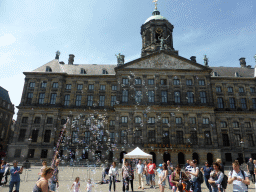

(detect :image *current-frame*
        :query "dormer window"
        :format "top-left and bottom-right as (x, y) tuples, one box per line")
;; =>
(235, 72), (239, 77)
(102, 69), (108, 74)
(46, 66), (52, 72)
(81, 68), (86, 74)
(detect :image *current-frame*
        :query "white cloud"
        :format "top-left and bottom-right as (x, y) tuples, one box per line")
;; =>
(0, 34), (16, 47)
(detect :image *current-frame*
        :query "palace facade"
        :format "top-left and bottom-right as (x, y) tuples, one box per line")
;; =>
(7, 7), (256, 165)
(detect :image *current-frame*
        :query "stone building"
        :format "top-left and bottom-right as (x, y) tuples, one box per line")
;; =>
(0, 86), (15, 156)
(7, 6), (256, 165)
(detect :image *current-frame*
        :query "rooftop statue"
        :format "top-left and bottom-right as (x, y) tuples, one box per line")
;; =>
(159, 35), (170, 50)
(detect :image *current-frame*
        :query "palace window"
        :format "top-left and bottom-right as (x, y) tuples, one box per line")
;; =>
(189, 117), (196, 124)
(190, 131), (198, 145)
(162, 117), (169, 124)
(148, 79), (154, 85)
(52, 82), (58, 88)
(241, 98), (247, 109)
(27, 149), (35, 158)
(135, 78), (142, 85)
(76, 95), (82, 106)
(176, 131), (184, 144)
(135, 91), (142, 103)
(80, 68), (86, 74)
(199, 80), (205, 86)
(46, 66), (52, 72)
(72, 131), (79, 143)
(102, 69), (108, 74)
(248, 134), (255, 147)
(122, 78), (129, 85)
(77, 84), (83, 90)
(228, 87), (233, 93)
(122, 90), (128, 103)
(29, 82), (35, 88)
(186, 79), (192, 86)
(250, 87), (255, 93)
(34, 117), (41, 124)
(148, 130), (155, 143)
(176, 117), (182, 124)
(112, 85), (117, 91)
(111, 96), (116, 106)
(161, 91), (168, 103)
(135, 117), (142, 124)
(239, 87), (244, 93)
(121, 116), (128, 124)
(121, 130), (127, 144)
(18, 129), (26, 142)
(31, 130), (39, 142)
(173, 79), (180, 85)
(41, 150), (48, 158)
(216, 86), (222, 92)
(50, 93), (57, 105)
(203, 118), (209, 124)
(22, 117), (28, 124)
(229, 97), (236, 109)
(233, 122), (239, 128)
(174, 91), (180, 103)
(187, 92), (194, 103)
(66, 84), (71, 90)
(253, 98), (256, 109)
(200, 92), (207, 104)
(163, 131), (169, 144)
(217, 97), (224, 108)
(64, 95), (70, 106)
(222, 134), (230, 146)
(245, 122), (251, 128)
(44, 130), (51, 143)
(46, 117), (53, 124)
(87, 95), (93, 106)
(88, 84), (94, 90)
(84, 132), (90, 144)
(220, 121), (227, 128)
(38, 93), (45, 104)
(204, 131), (212, 145)
(148, 91), (155, 103)
(234, 134), (241, 146)
(100, 85), (106, 91)
(160, 79), (167, 85)
(41, 81), (47, 88)
(109, 120), (115, 126)
(110, 132), (115, 143)
(134, 130), (142, 144)
(14, 149), (21, 158)
(26, 93), (33, 104)
(148, 117), (155, 124)
(99, 95), (105, 107)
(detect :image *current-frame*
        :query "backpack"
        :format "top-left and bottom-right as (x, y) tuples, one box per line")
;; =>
(221, 174), (228, 189)
(197, 170), (204, 184)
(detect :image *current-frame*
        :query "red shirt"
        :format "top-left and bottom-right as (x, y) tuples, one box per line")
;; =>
(147, 163), (156, 174)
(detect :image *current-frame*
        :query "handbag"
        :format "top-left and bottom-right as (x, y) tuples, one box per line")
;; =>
(1, 176), (6, 184)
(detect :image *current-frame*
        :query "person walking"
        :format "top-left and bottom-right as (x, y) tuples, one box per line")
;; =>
(208, 162), (224, 192)
(128, 162), (134, 192)
(247, 158), (255, 183)
(122, 161), (131, 192)
(70, 177), (80, 192)
(32, 167), (54, 192)
(147, 159), (156, 189)
(167, 160), (174, 189)
(228, 160), (250, 192)
(109, 162), (118, 192)
(159, 163), (168, 192)
(49, 152), (60, 191)
(201, 161), (213, 192)
(9, 160), (23, 192)
(136, 160), (144, 190)
(144, 161), (150, 186)
(186, 159), (201, 192)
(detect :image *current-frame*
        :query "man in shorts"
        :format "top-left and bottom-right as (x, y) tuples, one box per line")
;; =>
(147, 159), (156, 189)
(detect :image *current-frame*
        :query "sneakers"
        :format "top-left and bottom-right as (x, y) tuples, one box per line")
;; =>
(150, 186), (153, 188)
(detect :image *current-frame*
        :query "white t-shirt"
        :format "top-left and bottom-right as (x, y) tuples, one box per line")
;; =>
(190, 167), (199, 182)
(137, 164), (144, 174)
(109, 167), (118, 176)
(228, 170), (248, 192)
(73, 181), (80, 192)
(87, 183), (92, 192)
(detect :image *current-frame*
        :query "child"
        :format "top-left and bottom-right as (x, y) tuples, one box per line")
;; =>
(209, 171), (221, 192)
(86, 179), (94, 192)
(71, 177), (80, 192)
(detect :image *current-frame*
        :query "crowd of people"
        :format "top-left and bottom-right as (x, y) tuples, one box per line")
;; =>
(1, 156), (256, 192)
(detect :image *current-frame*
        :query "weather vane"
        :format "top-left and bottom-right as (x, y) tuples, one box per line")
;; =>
(153, 0), (158, 10)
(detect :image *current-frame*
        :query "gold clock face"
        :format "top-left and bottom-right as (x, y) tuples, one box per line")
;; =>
(156, 28), (163, 34)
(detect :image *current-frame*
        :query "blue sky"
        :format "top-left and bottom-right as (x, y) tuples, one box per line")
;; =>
(1, 0), (256, 119)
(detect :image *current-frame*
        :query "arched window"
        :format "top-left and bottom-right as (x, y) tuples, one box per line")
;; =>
(46, 66), (52, 72)
(135, 116), (141, 124)
(80, 68), (86, 74)
(102, 69), (108, 74)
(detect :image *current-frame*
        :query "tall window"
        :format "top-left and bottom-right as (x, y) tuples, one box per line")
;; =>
(109, 120), (115, 126)
(161, 91), (167, 103)
(203, 118), (209, 124)
(148, 91), (155, 103)
(135, 117), (142, 124)
(233, 122), (239, 128)
(160, 79), (167, 85)
(204, 131), (212, 145)
(220, 122), (227, 128)
(64, 95), (70, 106)
(189, 117), (196, 124)
(216, 86), (222, 92)
(174, 92), (180, 103)
(248, 134), (255, 147)
(121, 130), (127, 144)
(176, 131), (183, 144)
(229, 98), (236, 109)
(163, 131), (169, 144)
(239, 87), (244, 93)
(110, 132), (115, 143)
(200, 92), (207, 104)
(46, 117), (53, 124)
(41, 150), (48, 158)
(66, 84), (71, 90)
(27, 93), (33, 104)
(135, 91), (142, 103)
(111, 96), (116, 106)
(148, 79), (154, 85)
(234, 134), (241, 146)
(253, 98), (256, 109)
(77, 84), (83, 90)
(187, 92), (194, 103)
(52, 82), (58, 88)
(44, 130), (51, 143)
(112, 85), (117, 91)
(250, 87), (255, 93)
(122, 78), (129, 85)
(134, 130), (142, 144)
(18, 129), (26, 142)
(217, 97), (224, 108)
(76, 95), (82, 106)
(199, 80), (205, 86)
(72, 131), (79, 143)
(162, 117), (168, 124)
(148, 117), (155, 124)
(31, 130), (39, 142)
(173, 79), (180, 85)
(22, 117), (28, 124)
(38, 93), (45, 104)
(122, 90), (128, 103)
(28, 149), (35, 158)
(135, 78), (142, 85)
(228, 87), (233, 93)
(222, 134), (230, 146)
(88, 84), (94, 90)
(34, 117), (41, 124)
(245, 122), (251, 128)
(50, 93), (57, 104)
(29, 82), (35, 88)
(190, 131), (198, 144)
(100, 85), (106, 91)
(241, 98), (247, 109)
(84, 132), (90, 144)
(14, 149), (21, 158)
(87, 95), (93, 106)
(148, 130), (155, 143)
(99, 96), (105, 106)
(176, 117), (182, 124)
(121, 116), (128, 123)
(186, 79), (192, 86)
(41, 81), (47, 88)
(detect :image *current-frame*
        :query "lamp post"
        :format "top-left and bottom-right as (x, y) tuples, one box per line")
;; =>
(239, 139), (245, 164)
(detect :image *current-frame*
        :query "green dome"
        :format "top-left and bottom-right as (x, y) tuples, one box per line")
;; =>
(144, 15), (167, 24)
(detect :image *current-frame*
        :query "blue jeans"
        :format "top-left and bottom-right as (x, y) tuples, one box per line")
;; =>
(168, 175), (171, 189)
(9, 181), (20, 192)
(192, 180), (201, 192)
(49, 181), (57, 191)
(109, 176), (116, 191)
(212, 187), (223, 192)
(146, 174), (150, 185)
(204, 176), (212, 192)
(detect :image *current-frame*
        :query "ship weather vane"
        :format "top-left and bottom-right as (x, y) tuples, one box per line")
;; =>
(153, 0), (158, 10)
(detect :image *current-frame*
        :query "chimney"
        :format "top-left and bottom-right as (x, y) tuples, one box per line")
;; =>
(239, 57), (246, 68)
(68, 54), (75, 65)
(190, 56), (196, 62)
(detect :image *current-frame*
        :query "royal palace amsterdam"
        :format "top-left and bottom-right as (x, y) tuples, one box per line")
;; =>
(7, 4), (256, 166)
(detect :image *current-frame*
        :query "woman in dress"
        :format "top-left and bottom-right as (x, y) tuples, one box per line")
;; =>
(208, 162), (224, 192)
(159, 163), (168, 192)
(33, 167), (54, 192)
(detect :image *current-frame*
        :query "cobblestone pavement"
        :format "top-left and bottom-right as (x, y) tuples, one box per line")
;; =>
(0, 166), (255, 192)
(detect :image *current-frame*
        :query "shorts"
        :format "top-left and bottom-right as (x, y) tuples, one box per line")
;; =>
(148, 174), (155, 181)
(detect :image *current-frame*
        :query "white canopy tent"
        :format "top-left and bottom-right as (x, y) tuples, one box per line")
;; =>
(123, 147), (152, 160)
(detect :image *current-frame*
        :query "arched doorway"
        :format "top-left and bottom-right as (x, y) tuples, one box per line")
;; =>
(150, 152), (156, 164)
(163, 152), (170, 163)
(120, 151), (127, 163)
(178, 152), (185, 165)
(192, 153), (199, 164)
(207, 153), (213, 165)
